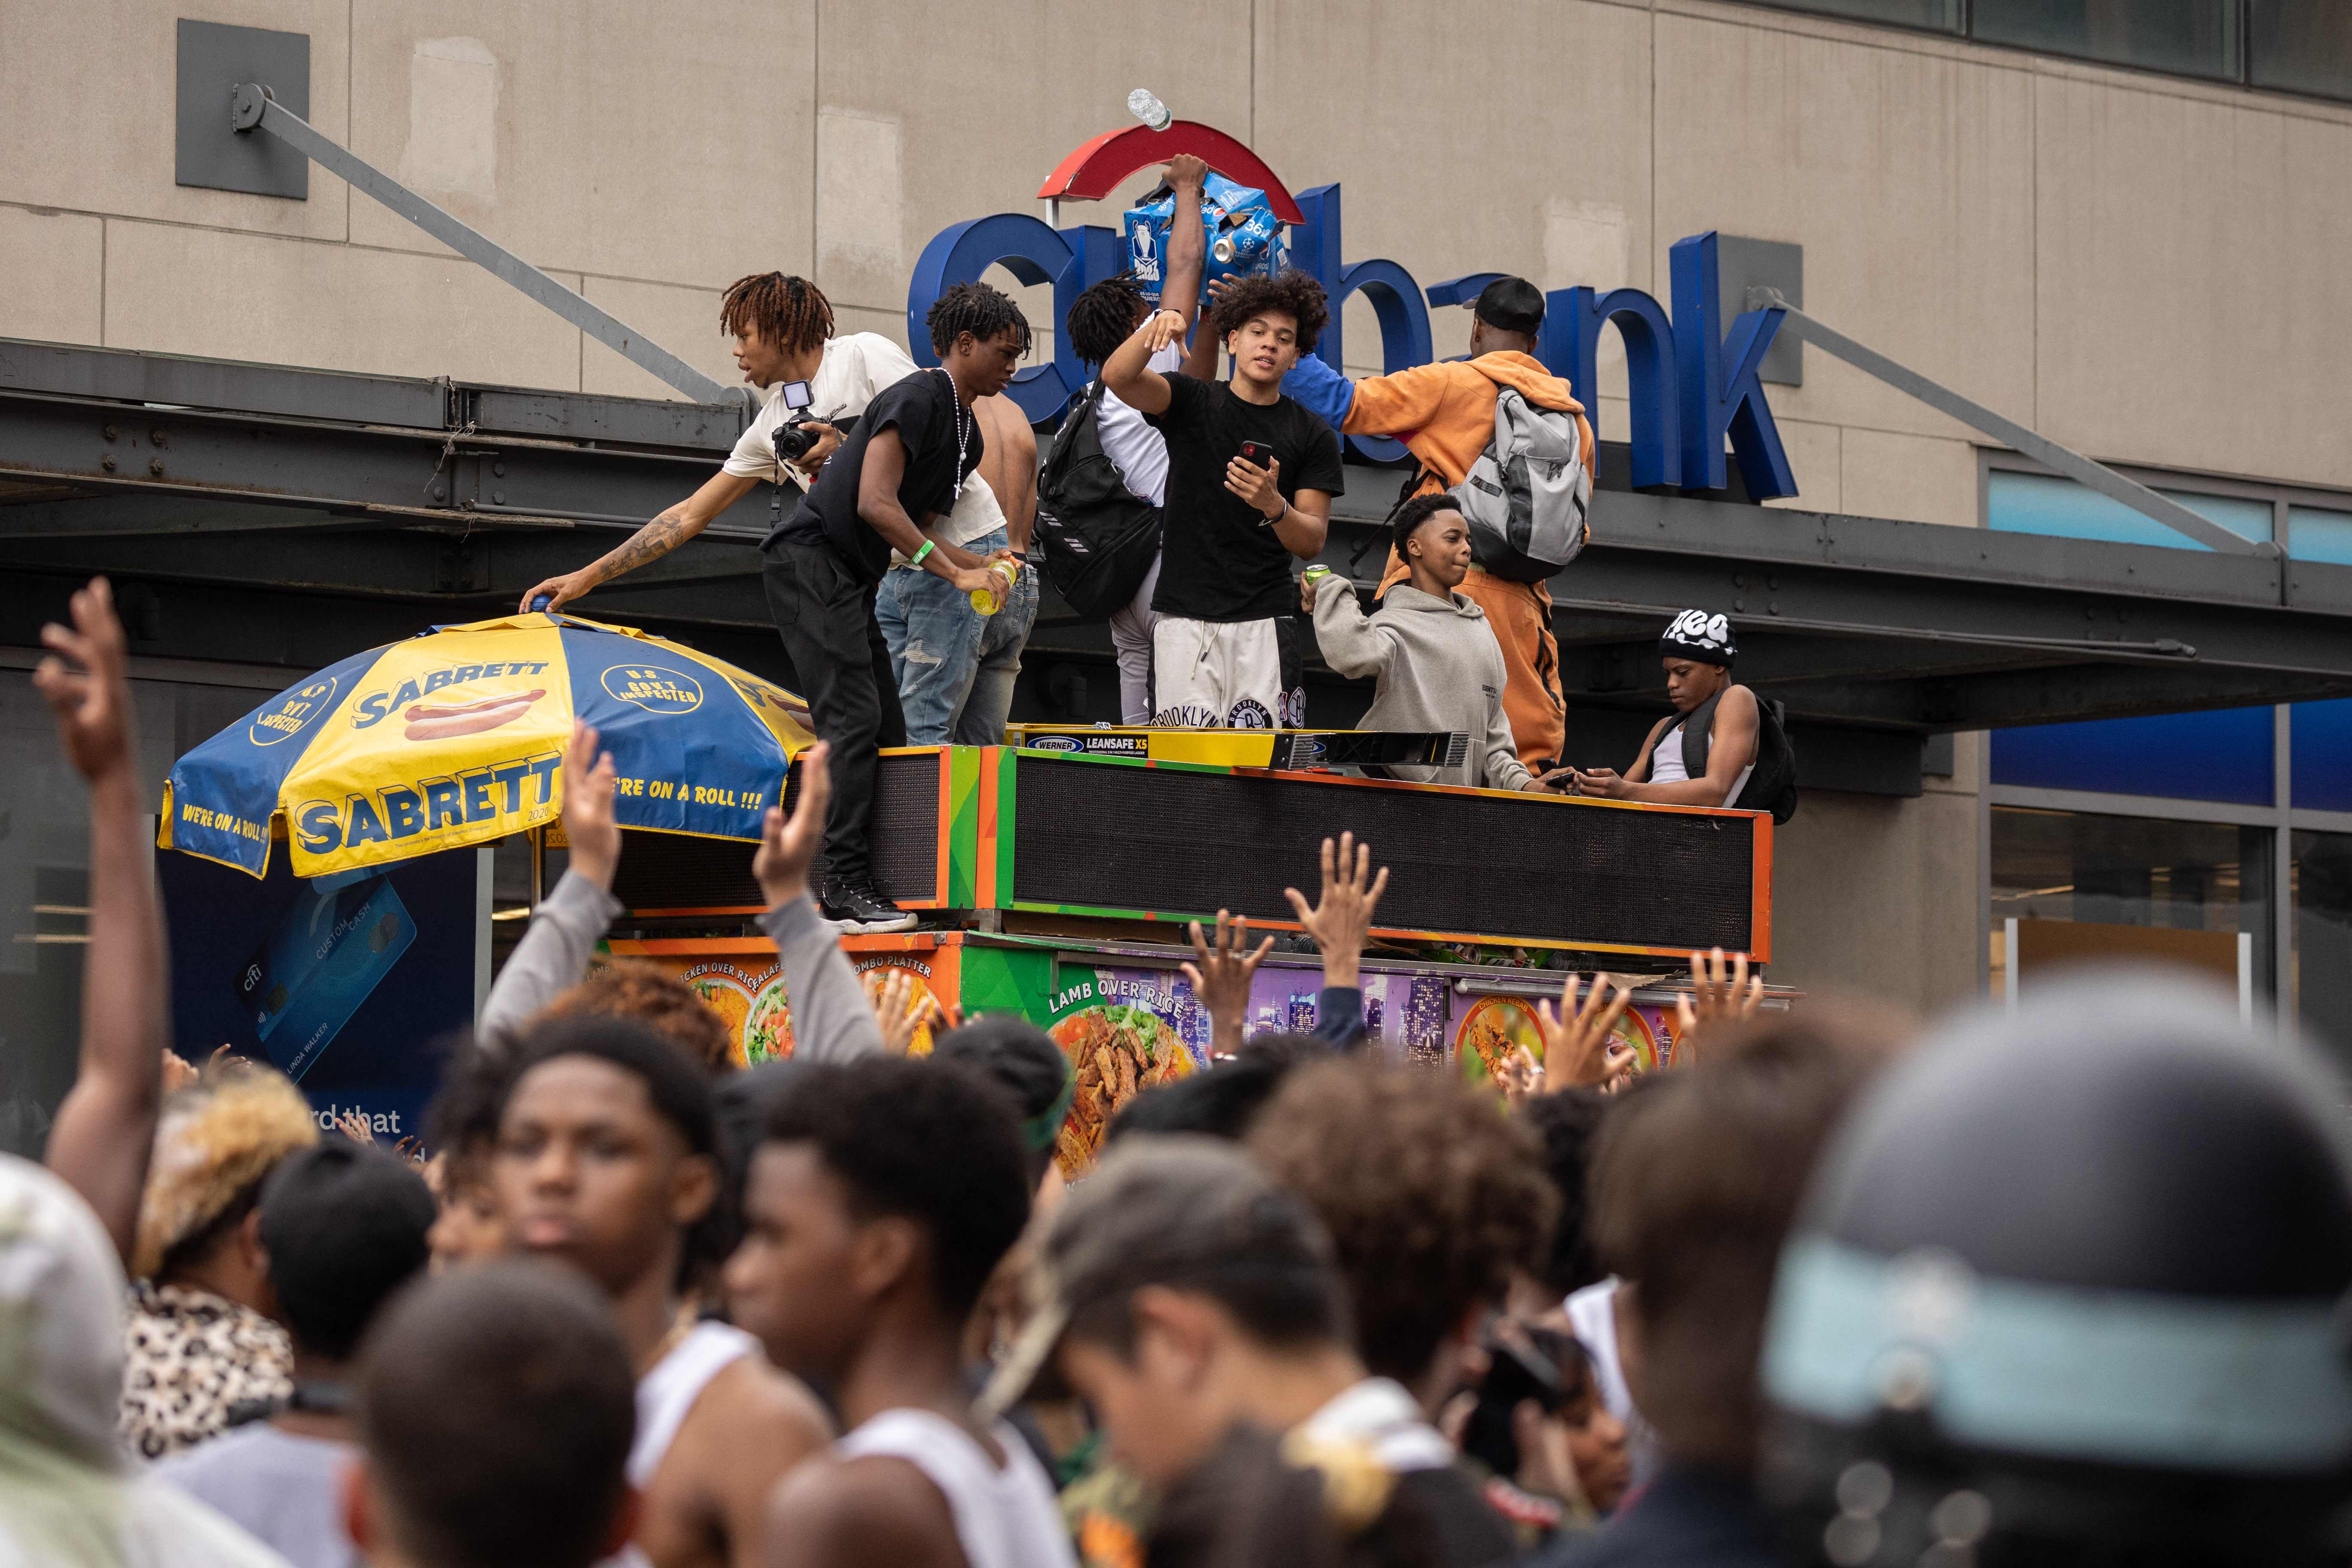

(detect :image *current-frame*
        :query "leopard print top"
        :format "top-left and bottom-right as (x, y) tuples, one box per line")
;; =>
(119, 1280), (293, 1461)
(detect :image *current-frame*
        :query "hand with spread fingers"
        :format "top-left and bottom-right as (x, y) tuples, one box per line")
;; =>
(1673, 945), (1765, 1061)
(35, 576), (135, 784)
(755, 742), (832, 910)
(1283, 831), (1389, 991)
(870, 969), (936, 1058)
(1182, 910), (1275, 1060)
(1538, 972), (1635, 1090)
(336, 1109), (376, 1145)
(1498, 1045), (1546, 1106)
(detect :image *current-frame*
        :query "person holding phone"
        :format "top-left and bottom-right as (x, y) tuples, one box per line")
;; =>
(1098, 271), (1344, 729)
(520, 273), (995, 619)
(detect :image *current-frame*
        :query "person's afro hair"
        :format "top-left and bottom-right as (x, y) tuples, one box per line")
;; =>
(1211, 271), (1330, 355)
(1247, 1060), (1555, 1382)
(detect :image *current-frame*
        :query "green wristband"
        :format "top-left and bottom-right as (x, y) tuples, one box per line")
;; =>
(909, 539), (935, 569)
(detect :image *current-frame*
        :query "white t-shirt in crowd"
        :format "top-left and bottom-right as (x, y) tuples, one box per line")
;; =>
(722, 332), (922, 490)
(149, 1422), (361, 1568)
(1565, 1276), (1662, 1488)
(1095, 343), (1184, 506)
(835, 1408), (1076, 1568)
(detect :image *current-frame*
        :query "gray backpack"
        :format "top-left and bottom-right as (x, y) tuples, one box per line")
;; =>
(1449, 387), (1592, 583)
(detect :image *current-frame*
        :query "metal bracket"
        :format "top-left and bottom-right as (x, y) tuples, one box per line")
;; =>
(1749, 288), (2260, 557)
(231, 83), (746, 410)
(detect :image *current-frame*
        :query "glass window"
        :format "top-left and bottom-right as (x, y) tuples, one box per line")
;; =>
(1991, 707), (2274, 805)
(1747, 0), (1961, 28)
(1987, 470), (2272, 551)
(1972, 0), (2242, 80)
(2250, 0), (2352, 101)
(2292, 700), (2352, 813)
(1991, 805), (2274, 994)
(0, 672), (262, 1159)
(2288, 505), (2352, 564)
(2292, 830), (2352, 1068)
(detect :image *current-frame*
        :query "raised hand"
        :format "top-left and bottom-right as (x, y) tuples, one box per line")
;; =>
(1283, 832), (1388, 991)
(870, 969), (935, 1057)
(1539, 973), (1635, 1089)
(159, 1051), (198, 1096)
(1139, 306), (1186, 355)
(1673, 946), (1764, 1059)
(337, 1108), (376, 1145)
(755, 742), (831, 910)
(561, 721), (621, 890)
(34, 577), (135, 784)
(1164, 152), (1209, 188)
(1181, 910), (1274, 1059)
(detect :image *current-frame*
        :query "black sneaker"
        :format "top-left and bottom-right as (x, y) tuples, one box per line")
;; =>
(820, 878), (916, 934)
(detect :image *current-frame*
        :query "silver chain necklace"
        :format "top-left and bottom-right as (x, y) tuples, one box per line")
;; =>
(935, 368), (973, 503)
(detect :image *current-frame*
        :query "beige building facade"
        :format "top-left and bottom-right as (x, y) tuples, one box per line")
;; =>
(3, 0), (2348, 1017)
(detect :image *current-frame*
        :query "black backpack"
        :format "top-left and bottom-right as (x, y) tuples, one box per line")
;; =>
(1676, 686), (1799, 824)
(1033, 381), (1164, 618)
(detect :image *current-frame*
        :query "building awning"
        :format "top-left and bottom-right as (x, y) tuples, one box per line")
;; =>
(5, 337), (2349, 787)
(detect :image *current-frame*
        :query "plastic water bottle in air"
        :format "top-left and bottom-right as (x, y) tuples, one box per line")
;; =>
(1128, 88), (1172, 132)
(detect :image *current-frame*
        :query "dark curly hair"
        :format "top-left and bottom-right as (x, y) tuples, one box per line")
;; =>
(1066, 273), (1153, 368)
(539, 959), (733, 1075)
(719, 273), (834, 354)
(761, 1058), (1031, 1319)
(1247, 1060), (1556, 1381)
(1211, 270), (1330, 355)
(1519, 1087), (1612, 1296)
(926, 281), (1033, 358)
(1390, 490), (1466, 563)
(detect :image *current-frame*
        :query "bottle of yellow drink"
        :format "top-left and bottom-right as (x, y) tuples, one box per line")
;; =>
(970, 560), (1019, 617)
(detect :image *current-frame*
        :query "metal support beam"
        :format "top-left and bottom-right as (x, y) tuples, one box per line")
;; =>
(230, 84), (742, 409)
(1749, 288), (2260, 557)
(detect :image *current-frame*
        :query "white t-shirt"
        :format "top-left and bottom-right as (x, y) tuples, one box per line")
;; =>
(1095, 343), (1184, 506)
(1565, 1277), (1661, 1488)
(835, 1408), (1075, 1568)
(722, 332), (922, 489)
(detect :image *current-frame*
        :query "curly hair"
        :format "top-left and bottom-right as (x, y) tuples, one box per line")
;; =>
(538, 959), (734, 1074)
(719, 273), (834, 355)
(926, 281), (1033, 358)
(1066, 273), (1153, 368)
(1389, 490), (1465, 563)
(1211, 270), (1330, 355)
(1246, 1061), (1556, 1381)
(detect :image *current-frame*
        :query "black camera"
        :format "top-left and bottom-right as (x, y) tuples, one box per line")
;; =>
(773, 419), (821, 463)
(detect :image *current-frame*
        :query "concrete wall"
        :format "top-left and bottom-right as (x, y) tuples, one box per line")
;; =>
(7, 0), (2346, 1011)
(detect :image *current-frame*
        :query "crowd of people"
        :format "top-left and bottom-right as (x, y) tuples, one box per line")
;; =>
(14, 567), (2352, 1568)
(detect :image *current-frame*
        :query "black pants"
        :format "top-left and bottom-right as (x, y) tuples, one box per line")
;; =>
(763, 538), (905, 887)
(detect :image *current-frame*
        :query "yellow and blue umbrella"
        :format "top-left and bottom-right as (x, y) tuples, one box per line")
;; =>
(160, 612), (813, 879)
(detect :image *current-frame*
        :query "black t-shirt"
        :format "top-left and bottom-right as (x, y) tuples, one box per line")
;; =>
(1146, 372), (1345, 622)
(769, 368), (983, 584)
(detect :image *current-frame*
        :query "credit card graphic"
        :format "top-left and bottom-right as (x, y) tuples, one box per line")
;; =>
(236, 867), (383, 1038)
(239, 876), (415, 1081)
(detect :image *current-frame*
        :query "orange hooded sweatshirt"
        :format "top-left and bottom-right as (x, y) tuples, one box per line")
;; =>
(1344, 352), (1594, 767)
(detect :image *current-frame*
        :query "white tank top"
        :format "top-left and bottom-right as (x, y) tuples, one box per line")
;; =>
(835, 1409), (1078, 1568)
(630, 1321), (759, 1487)
(1651, 721), (1754, 805)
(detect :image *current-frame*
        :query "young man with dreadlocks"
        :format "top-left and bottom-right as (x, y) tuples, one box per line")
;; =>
(767, 282), (1029, 931)
(518, 273), (1013, 629)
(1100, 271), (1344, 729)
(1061, 153), (1208, 724)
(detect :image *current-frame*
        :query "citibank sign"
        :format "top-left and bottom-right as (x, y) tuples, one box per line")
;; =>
(904, 120), (1796, 501)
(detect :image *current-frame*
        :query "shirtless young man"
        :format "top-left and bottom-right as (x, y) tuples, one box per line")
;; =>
(490, 1014), (830, 1568)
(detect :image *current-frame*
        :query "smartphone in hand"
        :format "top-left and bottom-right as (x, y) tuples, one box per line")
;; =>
(1238, 440), (1267, 466)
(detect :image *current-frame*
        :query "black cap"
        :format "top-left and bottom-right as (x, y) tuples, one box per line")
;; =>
(260, 1140), (435, 1360)
(1473, 277), (1545, 337)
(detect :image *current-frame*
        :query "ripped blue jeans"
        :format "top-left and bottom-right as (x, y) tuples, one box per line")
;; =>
(875, 527), (1040, 745)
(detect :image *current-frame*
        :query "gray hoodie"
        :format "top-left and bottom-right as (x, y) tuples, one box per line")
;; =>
(1310, 576), (1532, 791)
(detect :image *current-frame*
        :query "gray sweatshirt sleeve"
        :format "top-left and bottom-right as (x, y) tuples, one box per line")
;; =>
(1483, 644), (1534, 792)
(1310, 573), (1397, 680)
(757, 897), (883, 1062)
(478, 870), (623, 1056)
